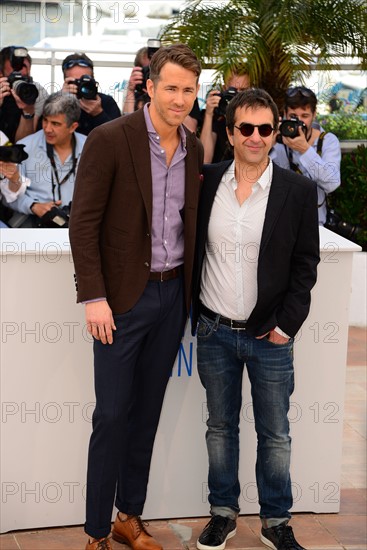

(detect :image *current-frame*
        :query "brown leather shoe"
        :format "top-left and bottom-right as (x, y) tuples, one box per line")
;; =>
(85, 536), (112, 550)
(112, 512), (163, 550)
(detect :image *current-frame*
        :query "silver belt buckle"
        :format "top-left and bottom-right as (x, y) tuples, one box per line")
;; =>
(230, 319), (247, 330)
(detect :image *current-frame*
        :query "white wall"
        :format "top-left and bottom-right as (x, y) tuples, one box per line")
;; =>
(349, 251), (366, 327)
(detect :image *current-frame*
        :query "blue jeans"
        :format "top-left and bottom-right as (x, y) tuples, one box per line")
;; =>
(197, 313), (294, 521)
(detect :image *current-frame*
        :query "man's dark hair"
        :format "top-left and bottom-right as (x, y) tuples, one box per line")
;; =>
(284, 86), (317, 113)
(226, 88), (279, 134)
(61, 52), (94, 77)
(149, 43), (201, 84)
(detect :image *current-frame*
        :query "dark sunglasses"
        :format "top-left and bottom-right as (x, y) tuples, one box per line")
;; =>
(286, 86), (315, 98)
(234, 123), (274, 138)
(62, 59), (93, 71)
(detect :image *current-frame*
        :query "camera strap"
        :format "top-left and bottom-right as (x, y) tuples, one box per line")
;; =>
(286, 131), (328, 205)
(46, 135), (77, 202)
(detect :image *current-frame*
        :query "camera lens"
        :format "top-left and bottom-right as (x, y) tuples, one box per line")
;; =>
(76, 76), (98, 100)
(11, 79), (39, 105)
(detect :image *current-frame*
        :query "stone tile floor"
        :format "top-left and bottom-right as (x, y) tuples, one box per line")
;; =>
(1, 326), (365, 549)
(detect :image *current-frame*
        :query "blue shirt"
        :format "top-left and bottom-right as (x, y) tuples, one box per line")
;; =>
(270, 129), (341, 224)
(9, 129), (86, 215)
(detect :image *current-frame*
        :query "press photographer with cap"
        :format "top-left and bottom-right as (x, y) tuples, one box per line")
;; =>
(270, 85), (341, 225)
(0, 45), (49, 143)
(5, 92), (86, 227)
(62, 53), (121, 135)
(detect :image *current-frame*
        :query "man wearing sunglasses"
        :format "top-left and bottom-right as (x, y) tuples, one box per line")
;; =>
(192, 88), (320, 550)
(270, 86), (341, 225)
(61, 53), (121, 135)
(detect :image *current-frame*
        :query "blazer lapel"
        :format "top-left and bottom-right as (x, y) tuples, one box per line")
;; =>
(201, 160), (232, 228)
(259, 164), (291, 255)
(124, 110), (153, 228)
(184, 130), (202, 210)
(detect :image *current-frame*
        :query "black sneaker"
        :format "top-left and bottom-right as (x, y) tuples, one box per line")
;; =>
(197, 515), (236, 550)
(261, 521), (306, 550)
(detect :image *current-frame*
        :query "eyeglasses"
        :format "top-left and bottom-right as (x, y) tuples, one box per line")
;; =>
(234, 123), (274, 138)
(286, 86), (315, 99)
(62, 59), (93, 71)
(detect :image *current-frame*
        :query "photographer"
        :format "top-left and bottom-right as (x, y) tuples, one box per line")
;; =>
(0, 46), (49, 143)
(62, 53), (120, 135)
(270, 85), (341, 224)
(200, 68), (250, 162)
(5, 92), (86, 227)
(0, 130), (30, 227)
(122, 46), (150, 114)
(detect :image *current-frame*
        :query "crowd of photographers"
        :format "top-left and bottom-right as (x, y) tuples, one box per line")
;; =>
(0, 42), (341, 229)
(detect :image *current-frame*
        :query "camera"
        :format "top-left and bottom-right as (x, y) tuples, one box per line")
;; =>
(7, 72), (39, 105)
(147, 38), (161, 60)
(278, 115), (307, 140)
(72, 75), (98, 100)
(38, 203), (71, 228)
(135, 38), (161, 97)
(325, 208), (361, 241)
(135, 66), (150, 96)
(6, 46), (39, 105)
(0, 143), (28, 163)
(214, 87), (238, 119)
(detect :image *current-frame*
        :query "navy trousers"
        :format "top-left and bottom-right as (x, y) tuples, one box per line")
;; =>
(85, 276), (186, 539)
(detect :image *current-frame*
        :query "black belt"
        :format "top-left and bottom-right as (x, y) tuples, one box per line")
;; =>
(149, 265), (183, 282)
(200, 303), (247, 330)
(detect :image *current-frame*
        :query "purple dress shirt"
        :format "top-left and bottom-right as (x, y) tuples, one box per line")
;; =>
(83, 104), (187, 303)
(143, 103), (187, 272)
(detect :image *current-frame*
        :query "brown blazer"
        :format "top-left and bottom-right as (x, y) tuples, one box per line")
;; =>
(69, 108), (204, 315)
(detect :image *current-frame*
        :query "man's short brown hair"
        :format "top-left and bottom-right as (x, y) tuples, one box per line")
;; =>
(149, 43), (201, 84)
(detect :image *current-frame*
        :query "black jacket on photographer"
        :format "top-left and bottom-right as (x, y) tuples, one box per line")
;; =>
(0, 95), (22, 144)
(77, 92), (121, 136)
(197, 109), (234, 163)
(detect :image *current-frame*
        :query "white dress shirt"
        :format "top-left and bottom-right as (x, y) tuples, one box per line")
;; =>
(200, 160), (272, 321)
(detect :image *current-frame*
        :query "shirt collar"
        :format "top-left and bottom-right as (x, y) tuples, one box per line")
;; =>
(225, 159), (273, 190)
(39, 130), (82, 158)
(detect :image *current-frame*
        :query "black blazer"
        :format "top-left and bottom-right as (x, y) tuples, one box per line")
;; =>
(192, 160), (320, 338)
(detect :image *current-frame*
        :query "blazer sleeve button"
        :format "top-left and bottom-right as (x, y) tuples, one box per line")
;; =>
(144, 261), (150, 267)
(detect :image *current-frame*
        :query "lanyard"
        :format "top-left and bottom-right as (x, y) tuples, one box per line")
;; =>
(285, 132), (327, 207)
(46, 136), (77, 202)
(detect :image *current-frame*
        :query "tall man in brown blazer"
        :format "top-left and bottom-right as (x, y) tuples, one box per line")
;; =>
(69, 44), (203, 550)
